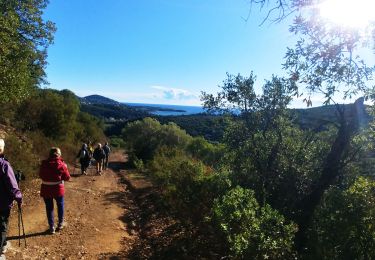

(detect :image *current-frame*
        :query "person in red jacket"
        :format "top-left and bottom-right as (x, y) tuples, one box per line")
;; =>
(39, 147), (70, 234)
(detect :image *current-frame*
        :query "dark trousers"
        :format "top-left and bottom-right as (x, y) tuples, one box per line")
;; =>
(0, 209), (10, 251)
(104, 155), (109, 169)
(43, 196), (64, 228)
(80, 159), (89, 174)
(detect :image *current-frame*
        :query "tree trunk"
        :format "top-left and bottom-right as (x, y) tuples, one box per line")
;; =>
(295, 98), (365, 253)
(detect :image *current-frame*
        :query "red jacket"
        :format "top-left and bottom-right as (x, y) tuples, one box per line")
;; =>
(39, 157), (70, 198)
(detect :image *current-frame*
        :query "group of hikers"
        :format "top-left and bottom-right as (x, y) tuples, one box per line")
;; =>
(0, 139), (111, 259)
(77, 141), (111, 175)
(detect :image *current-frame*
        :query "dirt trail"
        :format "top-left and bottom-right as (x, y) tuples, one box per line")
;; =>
(5, 150), (140, 259)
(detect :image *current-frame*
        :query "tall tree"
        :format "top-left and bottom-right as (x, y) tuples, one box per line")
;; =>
(0, 0), (55, 104)
(247, 0), (375, 253)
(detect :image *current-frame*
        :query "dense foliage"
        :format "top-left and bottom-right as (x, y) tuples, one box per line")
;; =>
(157, 114), (229, 142)
(212, 186), (297, 259)
(308, 177), (375, 259)
(3, 89), (105, 178)
(0, 0), (55, 105)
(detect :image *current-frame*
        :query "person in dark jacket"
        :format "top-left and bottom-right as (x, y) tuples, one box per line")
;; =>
(40, 147), (70, 234)
(76, 143), (90, 175)
(103, 142), (111, 170)
(0, 139), (22, 256)
(93, 143), (105, 175)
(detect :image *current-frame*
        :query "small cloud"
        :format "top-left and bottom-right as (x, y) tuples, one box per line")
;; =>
(151, 86), (198, 101)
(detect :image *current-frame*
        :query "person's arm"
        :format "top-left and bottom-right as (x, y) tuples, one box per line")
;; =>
(59, 161), (71, 181)
(3, 162), (22, 207)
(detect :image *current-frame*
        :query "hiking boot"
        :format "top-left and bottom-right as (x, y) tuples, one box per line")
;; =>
(56, 222), (65, 231)
(49, 227), (55, 234)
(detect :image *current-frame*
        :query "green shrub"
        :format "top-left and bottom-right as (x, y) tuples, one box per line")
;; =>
(186, 136), (225, 166)
(212, 186), (297, 259)
(149, 147), (231, 222)
(122, 117), (192, 162)
(309, 177), (375, 259)
(109, 136), (126, 148)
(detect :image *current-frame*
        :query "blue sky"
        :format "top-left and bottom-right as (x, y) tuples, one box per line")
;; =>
(44, 0), (299, 106)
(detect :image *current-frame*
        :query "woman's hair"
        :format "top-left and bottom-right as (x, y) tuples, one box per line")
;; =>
(49, 147), (62, 158)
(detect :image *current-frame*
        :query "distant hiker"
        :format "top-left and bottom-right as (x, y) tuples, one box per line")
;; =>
(39, 147), (70, 234)
(103, 142), (111, 170)
(0, 139), (22, 257)
(87, 140), (94, 166)
(88, 141), (94, 158)
(93, 143), (105, 175)
(76, 143), (90, 175)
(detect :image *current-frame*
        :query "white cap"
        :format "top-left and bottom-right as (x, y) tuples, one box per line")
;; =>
(0, 139), (4, 153)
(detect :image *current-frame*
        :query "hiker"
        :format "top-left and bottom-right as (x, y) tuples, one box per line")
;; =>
(87, 140), (95, 167)
(39, 147), (70, 234)
(76, 143), (90, 175)
(93, 143), (105, 175)
(103, 142), (111, 170)
(0, 139), (22, 257)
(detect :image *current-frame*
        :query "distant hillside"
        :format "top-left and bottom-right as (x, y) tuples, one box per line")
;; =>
(78, 94), (372, 141)
(77, 94), (150, 122)
(292, 101), (371, 130)
(79, 94), (121, 106)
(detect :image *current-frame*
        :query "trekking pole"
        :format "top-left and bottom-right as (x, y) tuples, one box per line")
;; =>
(15, 170), (27, 247)
(18, 206), (27, 247)
(72, 164), (76, 176)
(18, 206), (21, 247)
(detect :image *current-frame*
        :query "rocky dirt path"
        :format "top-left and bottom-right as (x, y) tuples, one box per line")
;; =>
(4, 150), (142, 259)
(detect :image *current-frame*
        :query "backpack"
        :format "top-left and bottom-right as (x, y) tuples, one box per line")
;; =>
(103, 145), (110, 155)
(80, 149), (87, 159)
(100, 148), (106, 158)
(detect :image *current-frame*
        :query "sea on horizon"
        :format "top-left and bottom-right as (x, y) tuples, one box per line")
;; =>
(124, 102), (205, 116)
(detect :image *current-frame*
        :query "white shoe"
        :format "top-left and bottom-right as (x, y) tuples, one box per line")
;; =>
(1, 241), (11, 254)
(49, 227), (55, 234)
(57, 221), (65, 231)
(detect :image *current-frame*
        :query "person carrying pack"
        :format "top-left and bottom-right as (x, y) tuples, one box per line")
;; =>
(0, 139), (22, 258)
(103, 142), (111, 170)
(76, 143), (90, 175)
(93, 143), (106, 175)
(39, 147), (70, 234)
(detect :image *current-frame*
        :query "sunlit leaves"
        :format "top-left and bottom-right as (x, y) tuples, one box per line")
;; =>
(0, 0), (55, 104)
(284, 14), (374, 104)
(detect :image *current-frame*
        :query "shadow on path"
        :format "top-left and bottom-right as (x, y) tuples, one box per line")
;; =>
(7, 229), (50, 241)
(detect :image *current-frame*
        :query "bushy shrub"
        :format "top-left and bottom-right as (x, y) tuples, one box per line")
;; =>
(122, 117), (192, 162)
(212, 186), (297, 259)
(309, 177), (375, 259)
(186, 136), (225, 166)
(149, 147), (231, 222)
(109, 136), (126, 148)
